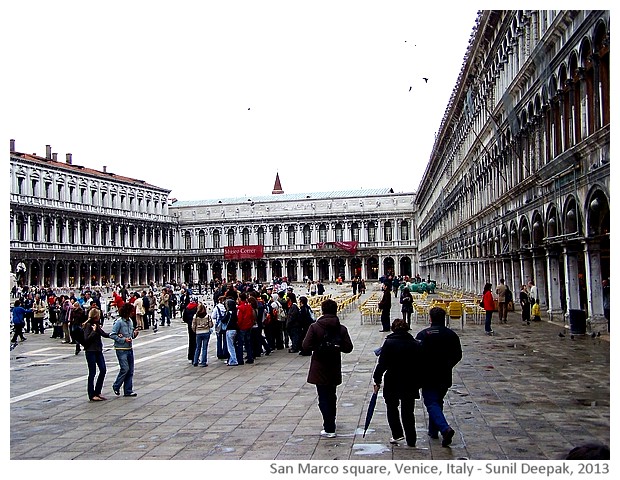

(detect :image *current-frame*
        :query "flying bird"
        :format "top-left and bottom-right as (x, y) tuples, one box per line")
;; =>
(409, 86), (412, 91)
(423, 78), (429, 83)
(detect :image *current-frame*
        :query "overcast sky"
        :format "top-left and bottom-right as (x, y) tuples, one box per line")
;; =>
(6, 1), (480, 201)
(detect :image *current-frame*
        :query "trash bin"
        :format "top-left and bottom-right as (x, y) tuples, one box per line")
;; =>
(569, 309), (587, 335)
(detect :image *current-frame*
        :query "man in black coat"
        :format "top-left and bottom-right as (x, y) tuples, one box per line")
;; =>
(415, 307), (462, 447)
(373, 318), (423, 446)
(378, 284), (392, 332)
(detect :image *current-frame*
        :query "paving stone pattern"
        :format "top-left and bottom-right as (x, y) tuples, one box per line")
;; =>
(9, 285), (609, 461)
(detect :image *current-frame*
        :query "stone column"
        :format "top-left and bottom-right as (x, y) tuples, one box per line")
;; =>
(584, 239), (605, 329)
(521, 252), (533, 285)
(545, 247), (564, 321)
(532, 249), (548, 310)
(25, 214), (33, 242)
(563, 244), (581, 313)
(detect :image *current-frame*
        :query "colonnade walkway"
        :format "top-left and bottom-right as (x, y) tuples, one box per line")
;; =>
(9, 284), (610, 469)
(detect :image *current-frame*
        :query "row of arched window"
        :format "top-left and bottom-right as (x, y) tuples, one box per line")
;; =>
(182, 221), (412, 249)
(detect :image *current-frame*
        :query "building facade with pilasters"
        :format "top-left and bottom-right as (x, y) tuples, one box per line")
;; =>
(9, 141), (417, 288)
(415, 10), (610, 330)
(169, 189), (417, 285)
(9, 140), (180, 289)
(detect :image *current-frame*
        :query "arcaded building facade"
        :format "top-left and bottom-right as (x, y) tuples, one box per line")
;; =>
(9, 140), (179, 288)
(415, 11), (610, 328)
(170, 188), (417, 284)
(9, 141), (417, 287)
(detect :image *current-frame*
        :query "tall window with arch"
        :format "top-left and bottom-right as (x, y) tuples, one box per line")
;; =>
(368, 221), (377, 242)
(383, 221), (393, 242)
(227, 228), (235, 246)
(335, 223), (343, 242)
(273, 226), (281, 246)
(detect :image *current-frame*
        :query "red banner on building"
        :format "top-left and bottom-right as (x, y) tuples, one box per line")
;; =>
(317, 241), (358, 255)
(224, 245), (264, 260)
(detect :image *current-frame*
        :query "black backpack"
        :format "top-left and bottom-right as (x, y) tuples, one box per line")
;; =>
(505, 287), (513, 303)
(317, 327), (342, 353)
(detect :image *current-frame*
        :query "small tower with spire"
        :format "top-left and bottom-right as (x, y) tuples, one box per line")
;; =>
(272, 172), (284, 194)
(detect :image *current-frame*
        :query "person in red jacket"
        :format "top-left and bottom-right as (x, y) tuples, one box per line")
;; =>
(236, 292), (255, 364)
(481, 283), (495, 335)
(112, 291), (125, 309)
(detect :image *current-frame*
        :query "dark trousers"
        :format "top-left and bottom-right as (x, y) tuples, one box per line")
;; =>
(33, 317), (45, 334)
(316, 384), (337, 433)
(11, 324), (26, 342)
(187, 322), (196, 361)
(288, 325), (303, 351)
(267, 321), (284, 349)
(216, 330), (229, 359)
(484, 310), (493, 332)
(85, 350), (107, 399)
(384, 392), (417, 445)
(381, 309), (391, 331)
(236, 329), (253, 362)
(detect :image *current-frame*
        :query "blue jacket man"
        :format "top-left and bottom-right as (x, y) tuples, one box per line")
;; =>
(11, 299), (32, 343)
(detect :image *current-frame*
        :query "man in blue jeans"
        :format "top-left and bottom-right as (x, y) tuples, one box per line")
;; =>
(110, 303), (140, 397)
(415, 307), (462, 447)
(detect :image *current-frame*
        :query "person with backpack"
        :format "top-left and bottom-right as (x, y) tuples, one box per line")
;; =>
(212, 295), (229, 360)
(302, 298), (354, 438)
(224, 296), (240, 366)
(82, 306), (111, 401)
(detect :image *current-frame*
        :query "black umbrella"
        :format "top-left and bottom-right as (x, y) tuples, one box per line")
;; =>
(362, 391), (378, 438)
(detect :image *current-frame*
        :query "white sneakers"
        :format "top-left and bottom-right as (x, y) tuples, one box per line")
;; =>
(390, 436), (405, 444)
(320, 430), (336, 438)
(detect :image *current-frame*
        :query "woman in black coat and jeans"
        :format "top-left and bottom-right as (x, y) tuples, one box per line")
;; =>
(83, 313), (111, 401)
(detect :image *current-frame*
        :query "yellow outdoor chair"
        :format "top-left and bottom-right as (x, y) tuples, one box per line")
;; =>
(448, 301), (464, 329)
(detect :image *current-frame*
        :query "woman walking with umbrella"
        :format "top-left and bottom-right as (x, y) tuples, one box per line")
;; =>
(372, 318), (423, 446)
